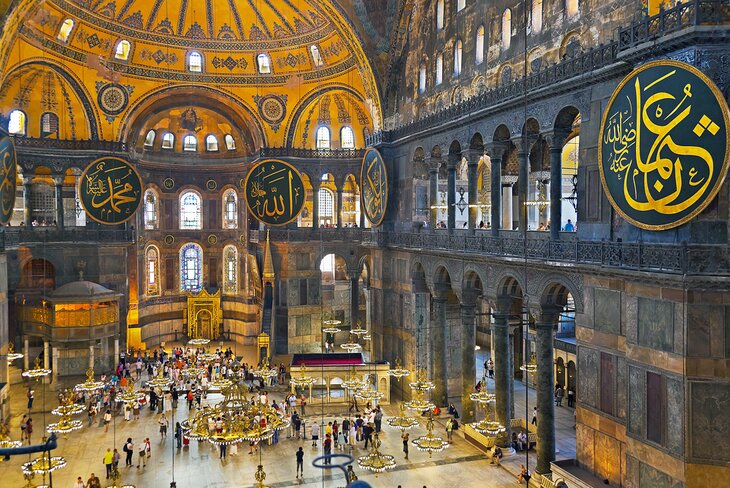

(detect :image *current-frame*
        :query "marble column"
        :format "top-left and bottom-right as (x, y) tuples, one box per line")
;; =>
(502, 184), (513, 230)
(489, 150), (503, 237)
(464, 153), (479, 235)
(22, 175), (32, 228)
(336, 188), (343, 228)
(427, 158), (440, 231)
(24, 338), (29, 371)
(516, 139), (529, 234)
(430, 293), (448, 407)
(549, 136), (564, 240)
(350, 275), (359, 329)
(447, 163), (456, 233)
(89, 345), (95, 369)
(364, 288), (373, 359)
(53, 175), (65, 229)
(312, 183), (320, 229)
(114, 339), (119, 364)
(43, 341), (49, 370)
(535, 308), (560, 474)
(492, 302), (512, 448)
(52, 346), (59, 385)
(460, 298), (477, 422)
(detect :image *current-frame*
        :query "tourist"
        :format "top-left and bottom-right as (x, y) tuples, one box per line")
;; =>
(27, 387), (34, 410)
(447, 403), (459, 419)
(25, 418), (33, 444)
(137, 439), (147, 468)
(555, 384), (564, 407)
(159, 413), (168, 437)
(175, 422), (182, 448)
(300, 394), (307, 416)
(531, 406), (538, 425)
(123, 438), (134, 466)
(74, 476), (85, 488)
(295, 447), (304, 478)
(568, 386), (575, 407)
(219, 442), (227, 461)
(487, 359), (494, 378)
(347, 465), (358, 481)
(103, 448), (114, 479)
(564, 219), (575, 232)
(374, 408), (383, 432)
(337, 425), (346, 450)
(86, 473), (101, 488)
(103, 409), (112, 432)
(112, 448), (120, 473)
(20, 414), (27, 441)
(124, 403), (131, 421)
(323, 434), (332, 464)
(311, 421), (320, 447)
(512, 432), (520, 451)
(402, 431), (409, 460)
(517, 464), (529, 483)
(342, 418), (350, 444)
(446, 417), (454, 443)
(491, 446), (503, 465)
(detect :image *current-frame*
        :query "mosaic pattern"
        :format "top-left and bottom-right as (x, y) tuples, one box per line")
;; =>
(254, 94), (287, 132)
(97, 83), (129, 116)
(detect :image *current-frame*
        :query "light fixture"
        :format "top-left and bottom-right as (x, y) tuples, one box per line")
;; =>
(147, 368), (174, 388)
(253, 464), (268, 488)
(188, 338), (210, 346)
(357, 433), (396, 473)
(409, 369), (435, 392)
(520, 353), (538, 375)
(412, 414), (448, 456)
(386, 403), (419, 431)
(456, 187), (467, 214)
(290, 365), (315, 387)
(321, 318), (342, 334)
(22, 358), (51, 379)
(388, 358), (410, 378)
(6, 343), (23, 363)
(74, 368), (105, 392)
(354, 386), (384, 402)
(22, 456), (67, 475)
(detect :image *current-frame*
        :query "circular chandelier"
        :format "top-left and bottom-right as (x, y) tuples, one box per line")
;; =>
(386, 404), (418, 431)
(46, 416), (83, 434)
(321, 319), (342, 334)
(342, 377), (367, 391)
(6, 343), (23, 363)
(290, 365), (315, 387)
(22, 456), (67, 475)
(362, 333), (371, 341)
(209, 378), (233, 390)
(412, 416), (448, 457)
(388, 358), (411, 378)
(469, 391), (496, 404)
(350, 321), (368, 336)
(340, 340), (362, 352)
(470, 419), (506, 436)
(51, 403), (84, 416)
(22, 358), (51, 379)
(357, 434), (396, 473)
(520, 353), (538, 374)
(188, 338), (210, 346)
(251, 361), (278, 379)
(198, 352), (219, 363)
(115, 386), (146, 405)
(147, 369), (174, 389)
(74, 369), (105, 392)
(404, 393), (435, 412)
(409, 369), (435, 391)
(354, 386), (383, 402)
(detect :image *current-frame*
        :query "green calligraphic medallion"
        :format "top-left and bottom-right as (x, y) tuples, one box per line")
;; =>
(361, 148), (388, 226)
(244, 159), (305, 226)
(0, 129), (17, 224)
(598, 60), (730, 231)
(78, 157), (142, 225)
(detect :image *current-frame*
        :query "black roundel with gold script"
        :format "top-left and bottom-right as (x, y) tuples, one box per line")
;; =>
(79, 157), (142, 225)
(244, 159), (305, 226)
(361, 148), (388, 226)
(598, 60), (730, 231)
(0, 129), (17, 225)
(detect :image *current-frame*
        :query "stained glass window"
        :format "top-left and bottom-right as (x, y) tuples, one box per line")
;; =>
(144, 130), (155, 147)
(180, 243), (203, 292)
(340, 127), (355, 149)
(223, 245), (238, 294)
(180, 191), (202, 229)
(223, 189), (237, 229)
(144, 189), (158, 229)
(146, 246), (160, 296)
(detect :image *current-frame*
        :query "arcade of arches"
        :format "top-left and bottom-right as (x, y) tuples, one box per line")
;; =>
(0, 0), (728, 487)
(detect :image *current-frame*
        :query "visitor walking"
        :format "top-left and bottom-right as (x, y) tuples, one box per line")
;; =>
(402, 431), (409, 460)
(311, 422), (320, 447)
(123, 438), (134, 466)
(103, 409), (112, 432)
(531, 406), (538, 425)
(27, 387), (34, 410)
(103, 448), (114, 479)
(159, 413), (168, 437)
(323, 434), (332, 464)
(295, 447), (304, 478)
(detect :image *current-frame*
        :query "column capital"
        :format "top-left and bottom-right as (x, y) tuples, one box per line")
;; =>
(460, 148), (483, 166)
(485, 142), (506, 159)
(511, 135), (538, 154)
(535, 304), (563, 328)
(425, 156), (442, 173)
(543, 129), (572, 149)
(431, 282), (452, 301)
(52, 174), (65, 186)
(493, 295), (514, 318)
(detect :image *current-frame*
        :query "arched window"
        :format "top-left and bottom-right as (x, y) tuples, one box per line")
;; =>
(475, 26), (485, 65)
(223, 189), (238, 229)
(502, 9), (512, 50)
(316, 127), (330, 149)
(161, 132), (174, 149)
(257, 53), (271, 74)
(223, 245), (238, 294)
(143, 189), (158, 229)
(318, 188), (335, 226)
(144, 130), (156, 147)
(31, 181), (54, 224)
(310, 45), (324, 67)
(419, 63), (427, 94)
(179, 191), (202, 229)
(340, 127), (355, 149)
(115, 40), (131, 60)
(205, 135), (219, 152)
(183, 135), (197, 152)
(146, 246), (160, 296)
(532, 0), (543, 34)
(435, 54), (443, 85)
(57, 19), (74, 42)
(436, 0), (444, 30)
(224, 134), (236, 150)
(8, 110), (26, 135)
(188, 51), (203, 72)
(566, 0), (579, 18)
(453, 40), (463, 77)
(180, 243), (203, 292)
(41, 113), (59, 138)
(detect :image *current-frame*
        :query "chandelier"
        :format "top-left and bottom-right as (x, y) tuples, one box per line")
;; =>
(22, 358), (51, 379)
(290, 365), (315, 387)
(6, 343), (23, 363)
(350, 321), (368, 336)
(22, 455), (67, 475)
(74, 369), (105, 392)
(188, 338), (210, 346)
(388, 358), (411, 378)
(147, 368), (174, 389)
(386, 403), (418, 431)
(357, 433), (396, 473)
(0, 421), (22, 448)
(321, 318), (342, 334)
(251, 360), (278, 379)
(353, 386), (383, 402)
(411, 415), (448, 457)
(340, 332), (362, 352)
(409, 369), (435, 392)
(404, 388), (435, 412)
(115, 386), (146, 405)
(469, 387), (504, 436)
(520, 352), (538, 375)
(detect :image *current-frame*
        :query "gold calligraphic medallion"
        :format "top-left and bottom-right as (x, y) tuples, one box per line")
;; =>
(0, 129), (17, 224)
(78, 157), (142, 225)
(243, 159), (305, 226)
(598, 60), (730, 230)
(361, 148), (389, 226)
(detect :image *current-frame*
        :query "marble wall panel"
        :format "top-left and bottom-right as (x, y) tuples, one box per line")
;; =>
(624, 295), (638, 344)
(687, 305), (714, 357)
(595, 431), (622, 486)
(616, 356), (628, 420)
(666, 376), (684, 456)
(628, 364), (645, 436)
(579, 346), (599, 408)
(637, 297), (674, 353)
(690, 381), (730, 462)
(576, 423), (595, 472)
(593, 288), (621, 335)
(639, 460), (684, 488)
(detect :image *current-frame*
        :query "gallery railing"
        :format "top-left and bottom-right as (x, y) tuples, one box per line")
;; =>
(259, 147), (365, 160)
(2, 228), (135, 248)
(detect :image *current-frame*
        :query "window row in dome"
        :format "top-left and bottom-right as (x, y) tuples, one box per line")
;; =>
(145, 243), (239, 295)
(56, 19), (325, 73)
(420, 1), (580, 94)
(6, 110), (60, 137)
(144, 189), (239, 230)
(315, 126), (356, 150)
(144, 131), (236, 152)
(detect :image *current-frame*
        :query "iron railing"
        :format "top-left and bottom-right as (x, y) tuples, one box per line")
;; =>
(12, 137), (127, 152)
(259, 147), (365, 159)
(2, 227), (135, 248)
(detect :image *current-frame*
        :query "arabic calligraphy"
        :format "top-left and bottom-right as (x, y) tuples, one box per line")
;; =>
(0, 130), (17, 224)
(79, 157), (142, 224)
(244, 159), (305, 226)
(360, 148), (388, 226)
(598, 60), (730, 230)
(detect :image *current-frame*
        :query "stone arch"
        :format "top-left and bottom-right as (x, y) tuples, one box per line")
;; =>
(470, 132), (485, 151)
(554, 105), (581, 134)
(411, 260), (428, 293)
(447, 140), (462, 166)
(537, 274), (583, 313)
(493, 270), (525, 301)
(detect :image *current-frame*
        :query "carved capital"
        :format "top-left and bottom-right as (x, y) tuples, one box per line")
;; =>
(461, 148), (483, 167)
(425, 156), (442, 174)
(484, 143), (506, 160)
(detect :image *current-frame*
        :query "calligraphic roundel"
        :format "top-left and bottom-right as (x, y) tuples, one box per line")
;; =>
(360, 148), (389, 226)
(0, 129), (17, 225)
(244, 159), (306, 226)
(78, 157), (143, 225)
(598, 60), (730, 231)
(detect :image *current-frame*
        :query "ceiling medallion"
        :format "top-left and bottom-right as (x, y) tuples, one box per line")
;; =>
(164, 235), (175, 246)
(208, 234), (218, 245)
(206, 179), (218, 191)
(97, 83), (129, 116)
(163, 178), (175, 190)
(254, 94), (287, 132)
